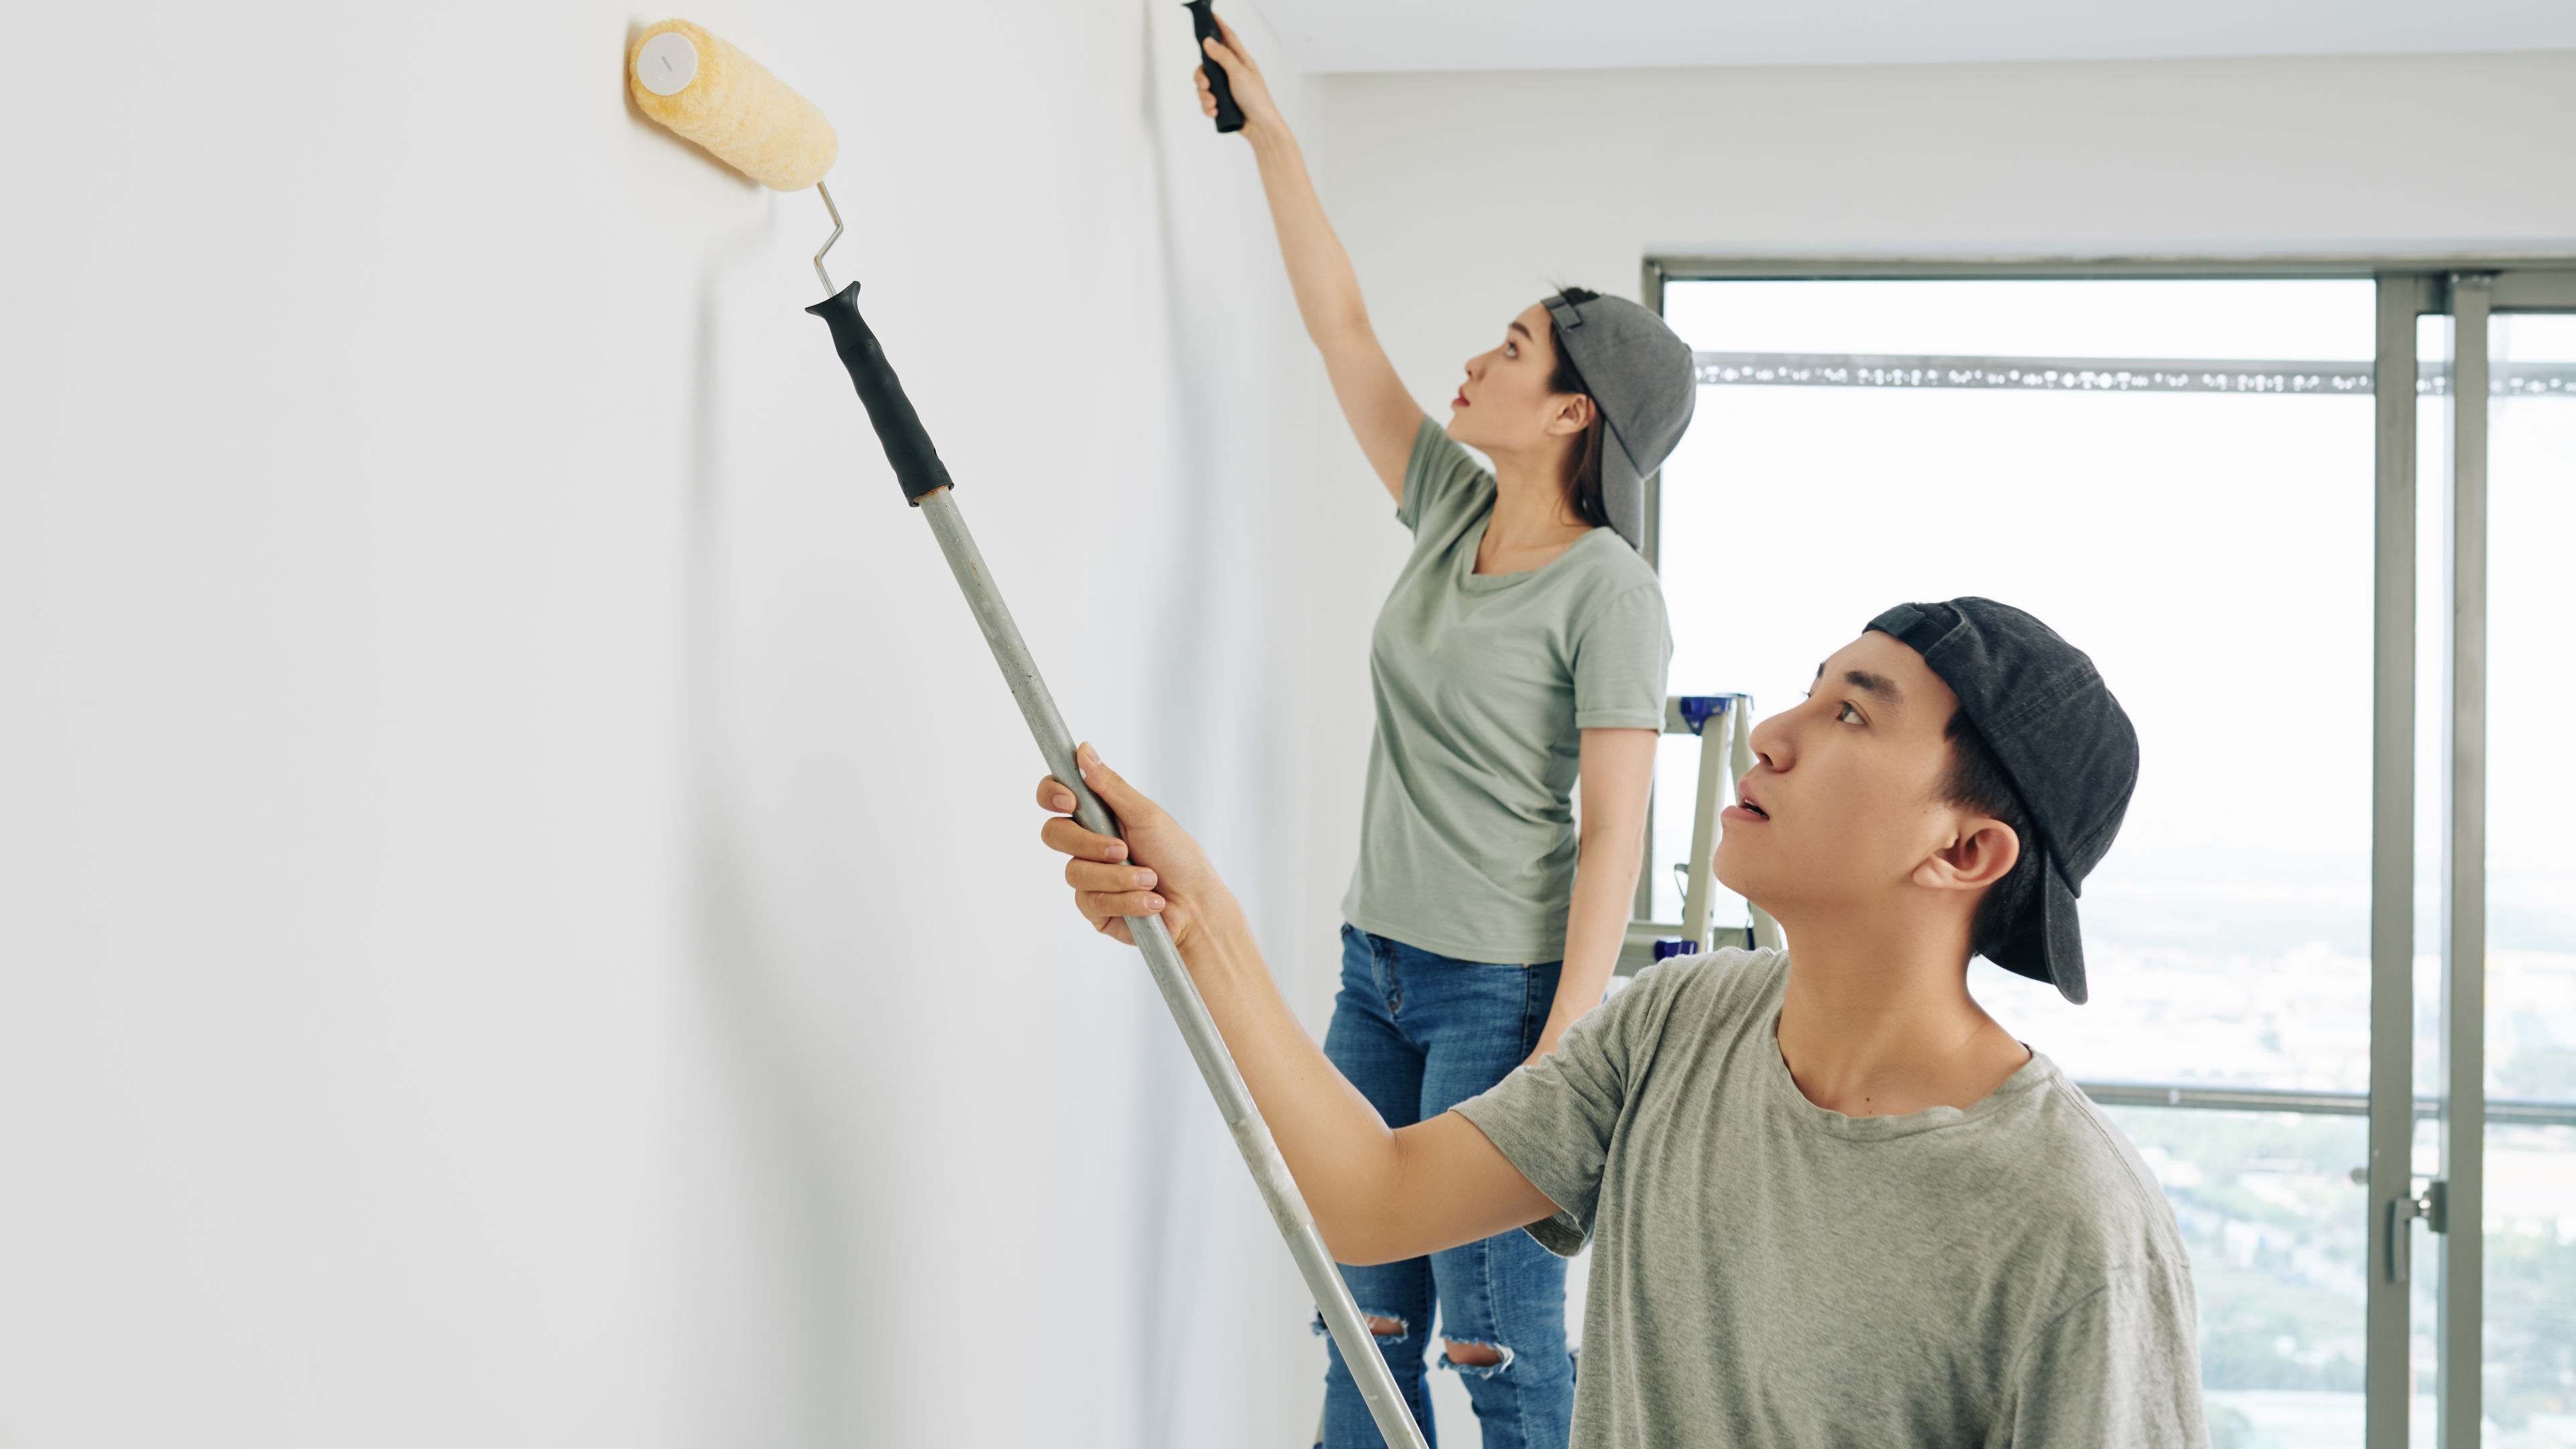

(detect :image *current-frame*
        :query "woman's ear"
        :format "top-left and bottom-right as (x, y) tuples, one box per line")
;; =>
(1545, 392), (1596, 437)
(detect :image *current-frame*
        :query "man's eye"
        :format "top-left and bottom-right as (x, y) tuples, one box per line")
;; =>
(1837, 702), (1862, 724)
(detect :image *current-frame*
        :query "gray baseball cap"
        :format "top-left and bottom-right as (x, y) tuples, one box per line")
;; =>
(1542, 290), (1698, 550)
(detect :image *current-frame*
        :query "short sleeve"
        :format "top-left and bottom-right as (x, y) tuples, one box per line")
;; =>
(1395, 417), (1492, 535)
(1452, 963), (1686, 1256)
(1572, 583), (1672, 731)
(1996, 1263), (2207, 1448)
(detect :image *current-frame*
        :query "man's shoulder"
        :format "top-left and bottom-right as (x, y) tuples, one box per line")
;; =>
(1623, 945), (1785, 1020)
(1981, 1061), (2192, 1274)
(1584, 946), (1786, 1076)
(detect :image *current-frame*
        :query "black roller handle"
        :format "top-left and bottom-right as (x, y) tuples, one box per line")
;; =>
(1185, 1), (1245, 134)
(806, 282), (955, 506)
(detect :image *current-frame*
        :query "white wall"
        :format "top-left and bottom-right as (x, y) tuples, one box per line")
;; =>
(1306, 49), (2576, 478)
(1318, 48), (2576, 339)
(0, 2), (1339, 1444)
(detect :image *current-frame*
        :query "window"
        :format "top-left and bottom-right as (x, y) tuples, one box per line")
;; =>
(2477, 309), (2576, 1447)
(1633, 264), (2576, 1449)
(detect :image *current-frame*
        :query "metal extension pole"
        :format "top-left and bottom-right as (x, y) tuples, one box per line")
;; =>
(915, 486), (1430, 1449)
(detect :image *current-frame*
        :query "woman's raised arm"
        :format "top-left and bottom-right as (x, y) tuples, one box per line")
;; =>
(1198, 18), (1423, 501)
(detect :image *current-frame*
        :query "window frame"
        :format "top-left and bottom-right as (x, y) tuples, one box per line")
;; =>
(1641, 254), (2576, 1448)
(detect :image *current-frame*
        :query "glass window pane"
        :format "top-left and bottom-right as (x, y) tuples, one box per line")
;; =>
(1658, 279), (2376, 1088)
(2102, 1107), (2372, 1446)
(1658, 278), (2378, 1427)
(2483, 311), (2576, 1443)
(2419, 311), (2451, 1111)
(2485, 1123), (2576, 1444)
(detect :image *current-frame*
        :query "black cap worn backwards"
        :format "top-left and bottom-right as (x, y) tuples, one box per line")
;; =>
(1866, 598), (2139, 1004)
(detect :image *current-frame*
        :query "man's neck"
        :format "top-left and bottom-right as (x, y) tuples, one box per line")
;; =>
(1770, 908), (2031, 1118)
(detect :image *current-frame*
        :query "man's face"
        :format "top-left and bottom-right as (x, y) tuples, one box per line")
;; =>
(1714, 631), (1969, 918)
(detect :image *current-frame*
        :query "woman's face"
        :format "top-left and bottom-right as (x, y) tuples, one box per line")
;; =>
(1448, 303), (1593, 455)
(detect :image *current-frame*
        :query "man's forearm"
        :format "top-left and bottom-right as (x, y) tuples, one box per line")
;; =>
(1045, 749), (1554, 1260)
(1171, 888), (1412, 1258)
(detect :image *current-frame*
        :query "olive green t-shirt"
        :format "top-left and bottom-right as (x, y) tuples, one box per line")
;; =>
(1457, 949), (2207, 1448)
(1340, 419), (1672, 963)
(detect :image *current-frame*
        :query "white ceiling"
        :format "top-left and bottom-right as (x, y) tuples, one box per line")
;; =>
(1252, 0), (2576, 73)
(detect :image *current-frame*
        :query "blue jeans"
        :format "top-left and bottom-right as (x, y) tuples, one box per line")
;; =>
(1317, 925), (1576, 1449)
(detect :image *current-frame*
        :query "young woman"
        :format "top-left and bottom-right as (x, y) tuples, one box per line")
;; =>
(1194, 21), (1695, 1449)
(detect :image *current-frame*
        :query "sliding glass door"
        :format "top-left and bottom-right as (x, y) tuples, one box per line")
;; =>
(2457, 284), (2576, 1449)
(1640, 260), (2576, 1449)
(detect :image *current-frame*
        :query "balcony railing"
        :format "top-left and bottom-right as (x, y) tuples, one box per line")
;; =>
(2076, 1079), (2576, 1128)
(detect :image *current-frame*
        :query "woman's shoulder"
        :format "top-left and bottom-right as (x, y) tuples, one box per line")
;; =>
(1399, 419), (1493, 531)
(1552, 530), (1668, 627)
(1559, 527), (1661, 588)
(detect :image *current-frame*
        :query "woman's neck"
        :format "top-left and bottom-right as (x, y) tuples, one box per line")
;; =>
(1477, 447), (1591, 575)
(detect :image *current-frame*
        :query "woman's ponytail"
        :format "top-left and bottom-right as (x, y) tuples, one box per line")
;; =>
(1546, 287), (1613, 531)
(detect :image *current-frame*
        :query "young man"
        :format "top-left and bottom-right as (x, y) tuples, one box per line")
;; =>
(1036, 598), (2205, 1445)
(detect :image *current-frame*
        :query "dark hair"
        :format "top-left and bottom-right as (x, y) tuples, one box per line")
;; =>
(1543, 287), (1613, 531)
(1941, 704), (2042, 963)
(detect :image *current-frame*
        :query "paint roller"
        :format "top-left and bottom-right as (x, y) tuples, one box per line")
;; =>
(626, 21), (1425, 1449)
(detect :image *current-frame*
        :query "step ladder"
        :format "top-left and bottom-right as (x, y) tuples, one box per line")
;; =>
(1619, 694), (1783, 975)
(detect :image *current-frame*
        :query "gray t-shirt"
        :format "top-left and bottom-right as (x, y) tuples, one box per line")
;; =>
(1341, 419), (1672, 963)
(1456, 949), (2206, 1448)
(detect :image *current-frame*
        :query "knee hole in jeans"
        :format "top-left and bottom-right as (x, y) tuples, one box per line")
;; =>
(1442, 1338), (1509, 1370)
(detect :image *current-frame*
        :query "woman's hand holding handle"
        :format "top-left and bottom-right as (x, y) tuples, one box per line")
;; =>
(1195, 13), (1283, 137)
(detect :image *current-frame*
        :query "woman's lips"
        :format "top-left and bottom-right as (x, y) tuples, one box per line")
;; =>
(1451, 390), (1468, 409)
(1721, 803), (1767, 824)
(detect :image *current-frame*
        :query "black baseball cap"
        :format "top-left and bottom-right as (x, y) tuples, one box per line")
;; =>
(1866, 598), (2139, 1004)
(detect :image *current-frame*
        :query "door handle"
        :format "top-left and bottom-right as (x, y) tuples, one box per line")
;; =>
(2384, 1180), (2447, 1283)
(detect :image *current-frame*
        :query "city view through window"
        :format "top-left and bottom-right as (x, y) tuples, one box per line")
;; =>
(2469, 311), (2576, 1449)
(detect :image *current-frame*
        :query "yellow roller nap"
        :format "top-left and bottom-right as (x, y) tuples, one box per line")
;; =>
(627, 19), (837, 191)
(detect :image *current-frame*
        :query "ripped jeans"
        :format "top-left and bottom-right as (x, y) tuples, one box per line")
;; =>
(1316, 925), (1576, 1449)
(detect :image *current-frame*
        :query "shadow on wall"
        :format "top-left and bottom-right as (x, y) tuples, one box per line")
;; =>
(621, 13), (879, 1438)
(682, 225), (875, 1444)
(1133, 10), (1220, 1442)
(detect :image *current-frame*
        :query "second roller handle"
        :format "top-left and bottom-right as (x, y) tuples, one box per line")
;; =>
(1185, 0), (1246, 133)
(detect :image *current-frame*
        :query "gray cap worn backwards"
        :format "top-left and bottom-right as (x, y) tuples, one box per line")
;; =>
(1542, 290), (1697, 551)
(1867, 598), (2140, 1004)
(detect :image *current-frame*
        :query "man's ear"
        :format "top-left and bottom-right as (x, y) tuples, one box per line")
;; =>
(1915, 816), (2021, 894)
